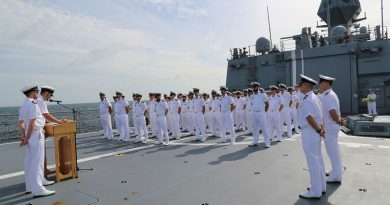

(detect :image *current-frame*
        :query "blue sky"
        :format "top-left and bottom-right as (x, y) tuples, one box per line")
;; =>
(0, 0), (388, 107)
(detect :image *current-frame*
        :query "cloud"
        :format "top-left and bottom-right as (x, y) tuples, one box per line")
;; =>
(0, 0), (223, 107)
(137, 0), (208, 17)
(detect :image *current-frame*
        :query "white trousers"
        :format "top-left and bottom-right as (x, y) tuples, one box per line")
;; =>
(367, 102), (377, 114)
(220, 112), (236, 142)
(290, 108), (299, 132)
(324, 124), (342, 181)
(117, 114), (129, 140)
(267, 111), (282, 140)
(182, 112), (195, 134)
(166, 113), (172, 132)
(233, 110), (238, 127)
(149, 113), (158, 137)
(132, 113), (139, 136)
(210, 111), (221, 135)
(193, 112), (206, 140)
(204, 112), (212, 132)
(156, 115), (169, 143)
(245, 110), (253, 133)
(100, 114), (113, 139)
(301, 127), (326, 196)
(251, 112), (270, 145)
(25, 130), (46, 194)
(114, 115), (120, 136)
(168, 113), (181, 138)
(236, 110), (245, 130)
(135, 116), (149, 141)
(280, 108), (292, 137)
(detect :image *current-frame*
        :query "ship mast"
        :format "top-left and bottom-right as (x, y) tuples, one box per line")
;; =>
(327, 0), (331, 42)
(266, 0), (273, 47)
(381, 0), (384, 38)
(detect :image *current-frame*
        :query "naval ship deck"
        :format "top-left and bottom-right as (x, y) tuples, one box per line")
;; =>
(1, 129), (390, 205)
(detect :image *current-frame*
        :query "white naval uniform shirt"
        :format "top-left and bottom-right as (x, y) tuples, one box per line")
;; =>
(168, 99), (181, 114)
(116, 99), (128, 115)
(36, 96), (49, 116)
(148, 100), (156, 114)
(193, 96), (205, 113)
(299, 91), (323, 128)
(99, 99), (112, 116)
(210, 98), (221, 112)
(293, 91), (305, 104)
(245, 96), (252, 112)
(204, 99), (211, 113)
(220, 95), (234, 113)
(291, 94), (298, 110)
(134, 101), (147, 117)
(155, 100), (168, 116)
(250, 92), (268, 112)
(367, 93), (377, 101)
(181, 100), (190, 113)
(320, 89), (340, 126)
(19, 98), (45, 133)
(280, 91), (292, 109)
(268, 94), (283, 112)
(234, 98), (246, 111)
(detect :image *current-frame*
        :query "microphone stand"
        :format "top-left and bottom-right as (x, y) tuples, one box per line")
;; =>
(54, 101), (93, 172)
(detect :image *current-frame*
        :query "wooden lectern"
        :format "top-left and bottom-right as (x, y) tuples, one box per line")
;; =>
(44, 121), (78, 182)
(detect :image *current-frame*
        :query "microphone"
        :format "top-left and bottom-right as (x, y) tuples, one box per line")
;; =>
(49, 99), (62, 103)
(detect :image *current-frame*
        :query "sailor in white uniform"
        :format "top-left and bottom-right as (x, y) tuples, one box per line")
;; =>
(318, 74), (344, 183)
(248, 82), (271, 148)
(18, 85), (56, 198)
(98, 92), (113, 140)
(132, 94), (140, 138)
(36, 86), (66, 186)
(180, 95), (190, 132)
(288, 87), (300, 134)
(279, 84), (293, 138)
(367, 89), (377, 115)
(210, 90), (221, 137)
(113, 96), (120, 138)
(168, 92), (182, 140)
(234, 91), (246, 131)
(115, 91), (130, 141)
(192, 88), (207, 141)
(178, 93), (184, 130)
(187, 92), (196, 135)
(202, 93), (212, 133)
(154, 93), (170, 145)
(267, 86), (283, 142)
(298, 74), (326, 200)
(219, 86), (236, 144)
(148, 93), (158, 138)
(243, 89), (252, 134)
(164, 94), (172, 134)
(133, 94), (149, 143)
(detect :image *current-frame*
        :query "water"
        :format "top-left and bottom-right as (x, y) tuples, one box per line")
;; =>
(0, 102), (135, 143)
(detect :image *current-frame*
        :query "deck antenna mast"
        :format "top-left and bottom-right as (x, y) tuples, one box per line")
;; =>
(381, 0), (384, 38)
(266, 0), (273, 47)
(327, 0), (331, 43)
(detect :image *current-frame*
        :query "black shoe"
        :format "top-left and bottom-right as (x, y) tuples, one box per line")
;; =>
(248, 144), (258, 147)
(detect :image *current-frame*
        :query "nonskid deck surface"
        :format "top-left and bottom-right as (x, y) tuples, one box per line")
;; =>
(1, 129), (390, 205)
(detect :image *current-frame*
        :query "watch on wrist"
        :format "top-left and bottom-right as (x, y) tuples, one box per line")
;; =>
(316, 128), (322, 133)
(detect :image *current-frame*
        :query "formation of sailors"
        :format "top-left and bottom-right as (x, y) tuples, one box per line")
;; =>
(18, 73), (344, 200)
(98, 74), (345, 200)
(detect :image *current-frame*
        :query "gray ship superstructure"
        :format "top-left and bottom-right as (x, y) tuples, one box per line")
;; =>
(226, 0), (390, 115)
